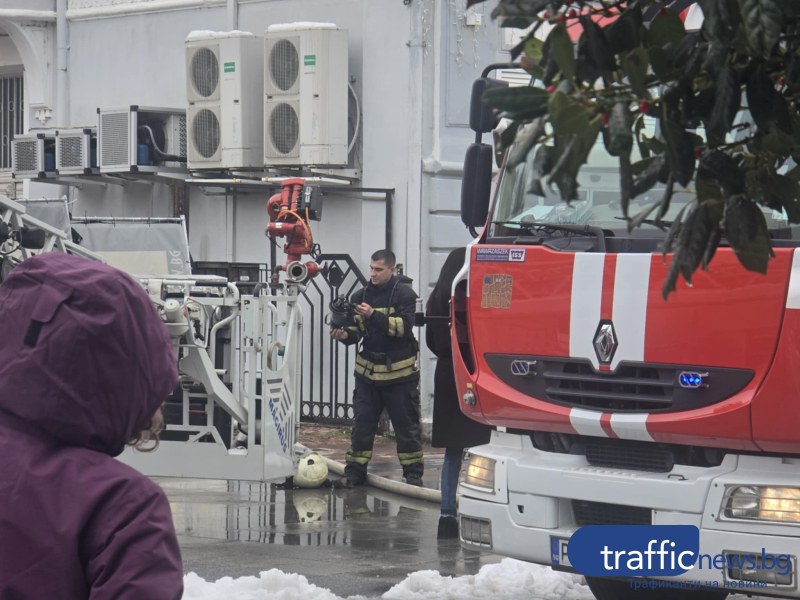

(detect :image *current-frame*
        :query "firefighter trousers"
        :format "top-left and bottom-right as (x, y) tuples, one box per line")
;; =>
(344, 378), (424, 482)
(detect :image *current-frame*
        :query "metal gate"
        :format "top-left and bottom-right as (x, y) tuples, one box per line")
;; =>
(298, 253), (368, 423)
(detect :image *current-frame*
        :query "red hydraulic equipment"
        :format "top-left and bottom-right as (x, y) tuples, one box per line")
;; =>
(265, 178), (322, 283)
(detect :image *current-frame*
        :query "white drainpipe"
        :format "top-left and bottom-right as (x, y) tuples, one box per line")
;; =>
(57, 0), (69, 125)
(227, 0), (238, 30)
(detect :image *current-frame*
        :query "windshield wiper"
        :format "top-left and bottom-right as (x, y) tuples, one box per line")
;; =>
(491, 220), (608, 252)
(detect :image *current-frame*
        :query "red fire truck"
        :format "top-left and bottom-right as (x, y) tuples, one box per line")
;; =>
(453, 74), (800, 599)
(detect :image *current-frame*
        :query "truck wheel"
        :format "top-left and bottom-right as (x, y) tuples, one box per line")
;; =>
(585, 577), (729, 600)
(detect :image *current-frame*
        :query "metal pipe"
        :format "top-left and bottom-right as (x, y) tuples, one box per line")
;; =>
(0, 10), (56, 21)
(66, 0), (226, 21)
(209, 282), (240, 363)
(227, 0), (238, 30)
(56, 0), (69, 125)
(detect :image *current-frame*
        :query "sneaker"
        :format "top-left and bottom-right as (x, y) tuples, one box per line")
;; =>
(404, 474), (423, 487)
(437, 515), (459, 539)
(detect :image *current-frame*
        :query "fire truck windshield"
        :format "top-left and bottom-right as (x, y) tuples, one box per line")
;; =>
(488, 141), (796, 241)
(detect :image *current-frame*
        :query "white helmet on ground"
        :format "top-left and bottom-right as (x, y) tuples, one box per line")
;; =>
(294, 452), (329, 488)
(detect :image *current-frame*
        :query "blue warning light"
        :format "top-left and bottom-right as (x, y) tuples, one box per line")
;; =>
(678, 371), (706, 389)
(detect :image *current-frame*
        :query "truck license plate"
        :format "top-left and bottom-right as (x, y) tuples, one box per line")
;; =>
(550, 536), (572, 568)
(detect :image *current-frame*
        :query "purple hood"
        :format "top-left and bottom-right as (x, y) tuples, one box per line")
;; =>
(0, 253), (178, 456)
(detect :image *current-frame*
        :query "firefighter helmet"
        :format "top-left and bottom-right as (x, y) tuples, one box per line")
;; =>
(294, 452), (329, 488)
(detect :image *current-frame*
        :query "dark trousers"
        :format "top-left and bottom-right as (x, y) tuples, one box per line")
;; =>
(344, 378), (424, 481)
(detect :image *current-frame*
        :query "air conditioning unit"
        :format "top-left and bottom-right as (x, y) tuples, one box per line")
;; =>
(97, 106), (187, 173)
(11, 132), (56, 179)
(55, 128), (98, 175)
(186, 31), (264, 170)
(263, 23), (348, 167)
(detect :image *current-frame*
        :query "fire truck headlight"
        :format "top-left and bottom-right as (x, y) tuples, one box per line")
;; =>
(723, 486), (800, 523)
(461, 453), (495, 493)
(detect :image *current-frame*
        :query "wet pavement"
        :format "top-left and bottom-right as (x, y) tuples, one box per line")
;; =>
(162, 424), (504, 598)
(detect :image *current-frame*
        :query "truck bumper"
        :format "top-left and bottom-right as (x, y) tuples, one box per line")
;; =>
(458, 431), (800, 597)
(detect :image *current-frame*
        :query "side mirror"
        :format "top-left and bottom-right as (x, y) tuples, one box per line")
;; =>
(469, 77), (508, 134)
(460, 143), (493, 229)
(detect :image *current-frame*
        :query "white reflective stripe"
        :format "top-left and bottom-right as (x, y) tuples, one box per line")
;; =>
(609, 413), (654, 442)
(570, 253), (604, 369)
(786, 248), (800, 308)
(610, 254), (651, 369)
(453, 238), (478, 298)
(569, 408), (607, 438)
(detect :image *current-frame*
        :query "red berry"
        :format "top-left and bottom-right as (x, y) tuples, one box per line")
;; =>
(567, 8), (578, 18)
(638, 102), (651, 114)
(542, 10), (550, 19)
(600, 112), (610, 125)
(546, 85), (557, 94)
(694, 147), (703, 158)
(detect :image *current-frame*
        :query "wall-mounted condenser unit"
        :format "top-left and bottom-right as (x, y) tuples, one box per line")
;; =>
(186, 31), (264, 170)
(97, 106), (186, 173)
(11, 133), (56, 179)
(55, 128), (98, 175)
(264, 23), (348, 167)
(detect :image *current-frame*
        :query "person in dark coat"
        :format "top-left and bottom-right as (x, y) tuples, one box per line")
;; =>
(426, 246), (492, 539)
(0, 252), (183, 599)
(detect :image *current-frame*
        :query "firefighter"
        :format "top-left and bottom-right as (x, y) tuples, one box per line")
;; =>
(329, 249), (424, 487)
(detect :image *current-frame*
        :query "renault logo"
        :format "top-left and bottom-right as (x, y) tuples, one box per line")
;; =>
(593, 320), (617, 364)
(510, 359), (537, 376)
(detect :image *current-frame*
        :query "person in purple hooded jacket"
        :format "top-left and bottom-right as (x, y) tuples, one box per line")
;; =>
(0, 252), (183, 599)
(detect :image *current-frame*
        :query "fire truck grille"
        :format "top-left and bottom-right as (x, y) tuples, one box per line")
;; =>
(485, 355), (754, 413)
(586, 439), (674, 472)
(572, 500), (652, 526)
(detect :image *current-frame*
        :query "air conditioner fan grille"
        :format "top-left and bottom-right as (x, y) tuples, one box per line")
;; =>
(269, 103), (299, 155)
(59, 137), (84, 168)
(14, 141), (38, 172)
(192, 109), (220, 159)
(191, 47), (219, 98)
(270, 39), (299, 91)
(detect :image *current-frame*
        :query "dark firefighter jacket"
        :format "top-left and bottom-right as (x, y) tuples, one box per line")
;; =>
(341, 275), (420, 385)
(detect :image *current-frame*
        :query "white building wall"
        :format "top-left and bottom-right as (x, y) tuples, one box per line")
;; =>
(0, 0), (512, 430)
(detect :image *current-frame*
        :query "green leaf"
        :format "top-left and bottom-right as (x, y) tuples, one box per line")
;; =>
(605, 102), (633, 157)
(759, 129), (794, 156)
(661, 113), (696, 187)
(578, 16), (616, 72)
(648, 47), (673, 79)
(698, 0), (742, 42)
(507, 119), (545, 169)
(549, 91), (591, 136)
(631, 155), (667, 198)
(768, 173), (800, 223)
(724, 195), (774, 273)
(676, 202), (716, 284)
(708, 66), (741, 143)
(647, 9), (686, 49)
(527, 143), (555, 196)
(549, 23), (575, 81)
(522, 36), (545, 65)
(697, 150), (745, 194)
(621, 48), (650, 99)
(483, 85), (550, 120)
(605, 7), (643, 55)
(619, 153), (633, 218)
(738, 0), (784, 57)
(491, 0), (551, 19)
(745, 64), (777, 132)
